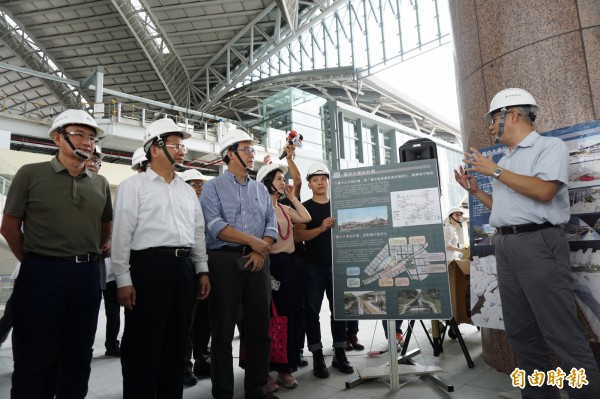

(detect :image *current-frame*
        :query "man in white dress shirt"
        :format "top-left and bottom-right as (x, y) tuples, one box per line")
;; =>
(111, 119), (210, 399)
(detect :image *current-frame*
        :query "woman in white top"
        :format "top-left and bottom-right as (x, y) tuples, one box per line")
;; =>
(444, 207), (468, 262)
(256, 163), (311, 391)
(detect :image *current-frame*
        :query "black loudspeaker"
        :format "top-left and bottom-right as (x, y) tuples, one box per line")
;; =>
(399, 138), (441, 194)
(399, 138), (438, 162)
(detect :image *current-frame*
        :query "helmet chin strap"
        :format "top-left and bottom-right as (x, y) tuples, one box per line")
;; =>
(272, 184), (285, 197)
(156, 138), (187, 172)
(450, 215), (463, 227)
(234, 150), (252, 172)
(494, 108), (507, 144)
(62, 133), (90, 160)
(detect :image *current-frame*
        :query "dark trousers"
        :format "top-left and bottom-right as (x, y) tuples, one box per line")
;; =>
(184, 297), (211, 370)
(208, 249), (271, 399)
(496, 227), (600, 399)
(11, 254), (101, 399)
(382, 320), (404, 339)
(292, 256), (306, 351)
(346, 320), (359, 336)
(0, 291), (14, 344)
(102, 280), (121, 351)
(120, 250), (196, 399)
(269, 253), (298, 373)
(303, 264), (347, 351)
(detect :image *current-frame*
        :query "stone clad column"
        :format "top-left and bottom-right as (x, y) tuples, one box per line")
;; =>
(449, 0), (600, 372)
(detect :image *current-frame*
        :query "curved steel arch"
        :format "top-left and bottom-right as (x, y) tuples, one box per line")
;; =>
(190, 0), (450, 115)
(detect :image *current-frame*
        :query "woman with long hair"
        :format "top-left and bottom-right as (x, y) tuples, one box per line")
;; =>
(256, 163), (311, 392)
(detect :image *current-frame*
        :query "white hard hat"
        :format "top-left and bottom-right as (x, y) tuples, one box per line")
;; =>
(93, 143), (104, 160)
(256, 163), (289, 184)
(48, 109), (105, 138)
(306, 162), (330, 181)
(484, 88), (538, 122)
(142, 118), (192, 153)
(448, 207), (464, 217)
(181, 168), (212, 182)
(219, 129), (258, 157)
(131, 147), (148, 170)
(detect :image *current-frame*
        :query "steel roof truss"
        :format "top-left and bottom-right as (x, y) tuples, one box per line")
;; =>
(0, 10), (83, 110)
(110, 0), (189, 108)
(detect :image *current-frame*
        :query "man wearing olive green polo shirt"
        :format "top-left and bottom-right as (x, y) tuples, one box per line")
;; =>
(0, 109), (112, 399)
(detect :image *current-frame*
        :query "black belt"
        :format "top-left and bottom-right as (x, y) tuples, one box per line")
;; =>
(29, 253), (99, 263)
(496, 222), (555, 235)
(135, 247), (191, 257)
(215, 245), (251, 254)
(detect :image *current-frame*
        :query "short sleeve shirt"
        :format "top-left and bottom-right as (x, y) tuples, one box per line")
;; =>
(489, 131), (569, 227)
(3, 157), (112, 257)
(302, 199), (332, 267)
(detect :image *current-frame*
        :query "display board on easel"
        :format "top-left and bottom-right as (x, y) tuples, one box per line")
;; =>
(330, 159), (452, 321)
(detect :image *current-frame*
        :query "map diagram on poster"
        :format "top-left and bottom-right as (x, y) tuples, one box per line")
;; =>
(390, 187), (442, 227)
(361, 238), (446, 286)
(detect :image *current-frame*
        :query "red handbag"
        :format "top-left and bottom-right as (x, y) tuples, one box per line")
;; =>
(268, 300), (288, 364)
(238, 300), (288, 365)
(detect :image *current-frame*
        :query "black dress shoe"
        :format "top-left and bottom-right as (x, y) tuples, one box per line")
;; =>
(105, 347), (121, 357)
(193, 356), (211, 377)
(183, 370), (198, 386)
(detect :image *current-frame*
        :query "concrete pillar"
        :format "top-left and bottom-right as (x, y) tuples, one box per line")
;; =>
(449, 0), (600, 372)
(450, 0), (599, 150)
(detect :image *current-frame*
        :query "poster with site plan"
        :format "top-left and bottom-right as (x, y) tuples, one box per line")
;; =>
(331, 159), (452, 320)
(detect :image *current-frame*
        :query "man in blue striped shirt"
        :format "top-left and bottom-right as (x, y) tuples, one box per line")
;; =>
(200, 129), (278, 399)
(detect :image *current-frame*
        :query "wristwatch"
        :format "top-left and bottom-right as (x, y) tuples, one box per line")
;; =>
(493, 167), (504, 180)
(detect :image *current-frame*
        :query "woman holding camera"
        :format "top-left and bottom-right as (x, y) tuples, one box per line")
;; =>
(256, 162), (311, 392)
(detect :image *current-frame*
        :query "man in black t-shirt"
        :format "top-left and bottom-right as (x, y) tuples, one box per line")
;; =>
(293, 162), (353, 379)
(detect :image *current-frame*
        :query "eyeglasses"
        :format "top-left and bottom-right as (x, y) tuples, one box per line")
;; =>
(91, 159), (102, 166)
(65, 131), (99, 144)
(237, 147), (256, 155)
(489, 109), (518, 127)
(189, 182), (204, 188)
(165, 143), (187, 153)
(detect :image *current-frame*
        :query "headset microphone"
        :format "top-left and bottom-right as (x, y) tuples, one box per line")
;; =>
(62, 133), (91, 160)
(74, 149), (91, 160)
(156, 138), (188, 172)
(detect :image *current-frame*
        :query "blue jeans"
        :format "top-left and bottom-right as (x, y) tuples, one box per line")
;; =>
(303, 264), (346, 351)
